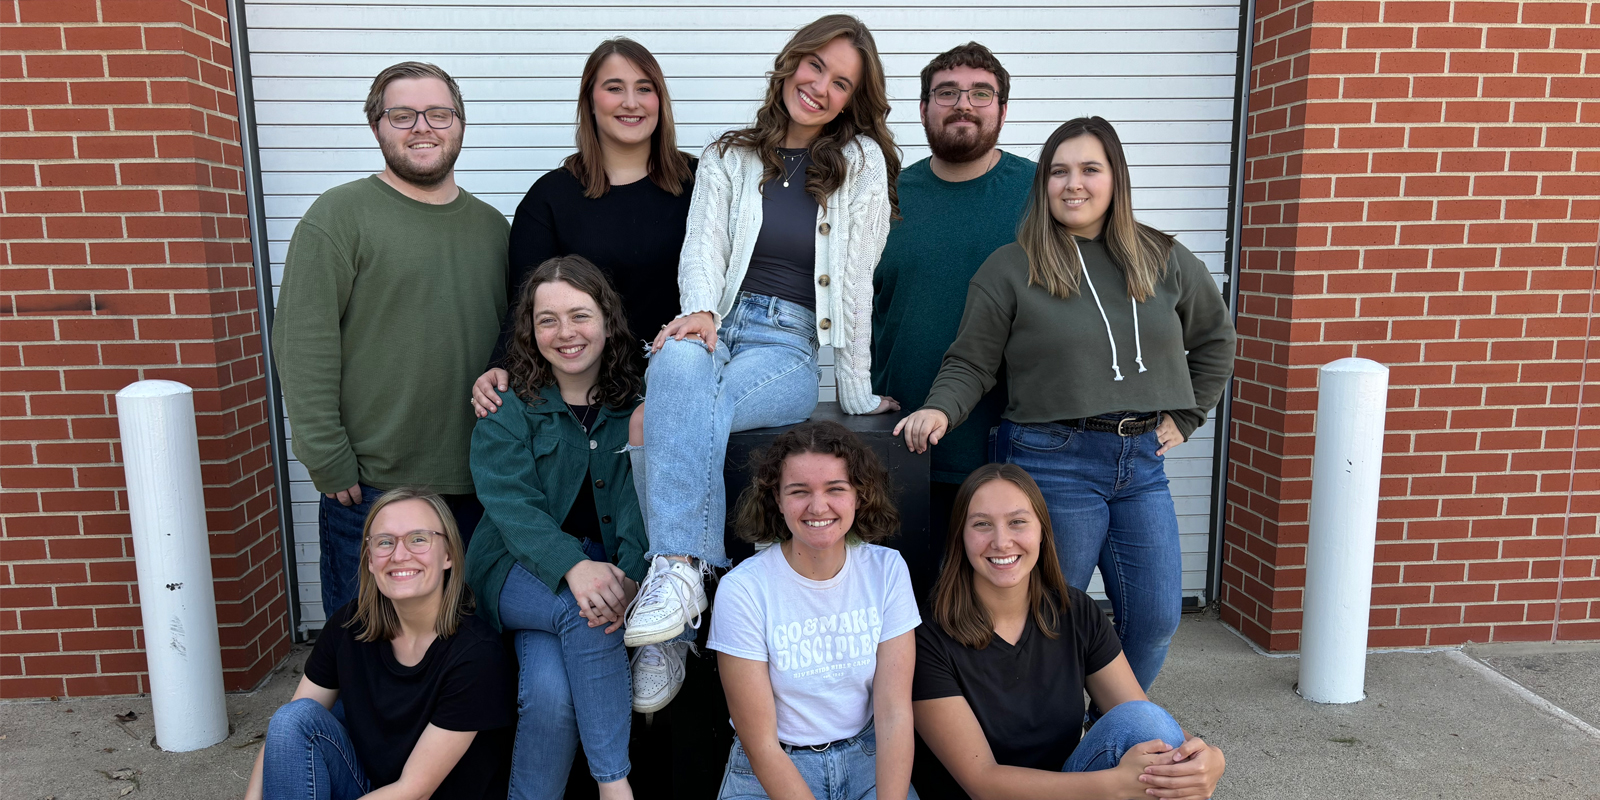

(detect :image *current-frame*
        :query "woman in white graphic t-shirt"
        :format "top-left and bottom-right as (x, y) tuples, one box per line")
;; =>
(707, 420), (921, 800)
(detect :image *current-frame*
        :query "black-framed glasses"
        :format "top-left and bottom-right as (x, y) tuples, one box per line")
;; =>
(931, 87), (997, 107)
(369, 530), (443, 557)
(380, 107), (459, 130)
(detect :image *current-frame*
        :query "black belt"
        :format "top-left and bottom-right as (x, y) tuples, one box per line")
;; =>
(779, 725), (873, 753)
(1060, 413), (1160, 437)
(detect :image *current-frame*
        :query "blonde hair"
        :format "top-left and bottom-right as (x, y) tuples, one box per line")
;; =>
(363, 62), (465, 128)
(347, 487), (471, 642)
(1017, 116), (1175, 301)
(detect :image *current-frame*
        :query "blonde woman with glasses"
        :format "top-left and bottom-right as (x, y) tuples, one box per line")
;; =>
(245, 488), (514, 800)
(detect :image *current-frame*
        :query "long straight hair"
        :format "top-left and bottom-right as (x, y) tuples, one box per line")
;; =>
(931, 464), (1072, 650)
(1017, 116), (1175, 301)
(348, 488), (470, 642)
(714, 14), (901, 218)
(503, 255), (642, 409)
(565, 38), (694, 199)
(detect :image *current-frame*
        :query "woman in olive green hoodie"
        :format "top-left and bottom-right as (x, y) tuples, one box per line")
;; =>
(896, 117), (1236, 695)
(464, 255), (648, 800)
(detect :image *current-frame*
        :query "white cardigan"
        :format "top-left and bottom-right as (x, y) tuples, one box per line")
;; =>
(677, 135), (892, 414)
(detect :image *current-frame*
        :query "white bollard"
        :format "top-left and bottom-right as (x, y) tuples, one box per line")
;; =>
(1298, 358), (1389, 704)
(116, 380), (229, 751)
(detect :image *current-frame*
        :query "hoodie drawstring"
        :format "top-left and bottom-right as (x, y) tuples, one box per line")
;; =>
(1070, 237), (1146, 381)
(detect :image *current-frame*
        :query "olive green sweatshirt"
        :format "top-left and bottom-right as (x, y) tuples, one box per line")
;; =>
(923, 238), (1235, 441)
(271, 176), (509, 494)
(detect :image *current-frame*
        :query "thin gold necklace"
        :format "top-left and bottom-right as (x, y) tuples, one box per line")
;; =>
(781, 150), (806, 188)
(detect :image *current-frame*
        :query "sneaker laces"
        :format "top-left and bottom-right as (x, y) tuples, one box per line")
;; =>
(626, 557), (706, 632)
(631, 643), (687, 686)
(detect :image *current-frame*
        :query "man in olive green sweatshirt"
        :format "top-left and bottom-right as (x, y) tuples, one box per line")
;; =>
(271, 62), (509, 618)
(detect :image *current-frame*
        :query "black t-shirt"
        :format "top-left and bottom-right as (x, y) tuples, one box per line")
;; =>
(495, 161), (697, 365)
(740, 147), (819, 310)
(305, 604), (516, 798)
(910, 587), (1121, 800)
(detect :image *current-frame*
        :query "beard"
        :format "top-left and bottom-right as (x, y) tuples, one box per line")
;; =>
(380, 134), (462, 189)
(925, 110), (1001, 164)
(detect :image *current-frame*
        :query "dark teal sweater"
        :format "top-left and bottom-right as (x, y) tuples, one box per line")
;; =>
(872, 152), (1035, 483)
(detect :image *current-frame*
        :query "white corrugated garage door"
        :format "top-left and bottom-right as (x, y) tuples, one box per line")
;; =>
(243, 0), (1241, 631)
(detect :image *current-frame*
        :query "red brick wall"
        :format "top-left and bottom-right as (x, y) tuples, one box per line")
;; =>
(1226, 0), (1600, 650)
(0, 0), (289, 697)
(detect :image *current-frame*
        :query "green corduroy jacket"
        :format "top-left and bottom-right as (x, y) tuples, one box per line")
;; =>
(464, 383), (647, 631)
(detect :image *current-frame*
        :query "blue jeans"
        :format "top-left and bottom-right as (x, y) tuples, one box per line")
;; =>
(636, 293), (820, 567)
(717, 722), (916, 800)
(500, 561), (630, 789)
(993, 418), (1183, 691)
(317, 486), (483, 616)
(262, 698), (371, 800)
(1062, 700), (1191, 784)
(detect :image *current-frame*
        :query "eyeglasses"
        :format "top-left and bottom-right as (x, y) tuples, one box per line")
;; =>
(931, 87), (997, 107)
(380, 107), (459, 130)
(369, 530), (443, 557)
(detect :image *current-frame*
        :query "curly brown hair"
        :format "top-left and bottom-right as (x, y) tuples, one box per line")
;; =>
(503, 255), (642, 409)
(734, 420), (900, 545)
(714, 14), (901, 219)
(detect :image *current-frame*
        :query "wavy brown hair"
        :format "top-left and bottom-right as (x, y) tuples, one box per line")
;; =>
(348, 487), (471, 642)
(504, 255), (642, 409)
(734, 420), (899, 545)
(714, 14), (901, 218)
(566, 38), (694, 199)
(1018, 116), (1176, 301)
(931, 464), (1072, 650)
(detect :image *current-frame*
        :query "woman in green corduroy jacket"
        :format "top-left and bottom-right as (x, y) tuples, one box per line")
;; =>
(464, 254), (648, 800)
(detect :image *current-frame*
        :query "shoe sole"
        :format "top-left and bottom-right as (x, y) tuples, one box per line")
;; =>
(623, 594), (710, 648)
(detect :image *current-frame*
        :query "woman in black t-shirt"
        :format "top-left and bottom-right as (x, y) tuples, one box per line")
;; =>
(245, 488), (514, 800)
(911, 464), (1224, 800)
(473, 36), (696, 409)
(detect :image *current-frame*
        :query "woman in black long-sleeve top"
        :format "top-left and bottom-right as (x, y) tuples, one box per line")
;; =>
(473, 37), (696, 399)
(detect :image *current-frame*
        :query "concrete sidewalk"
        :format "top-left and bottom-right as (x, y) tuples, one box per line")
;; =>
(2, 613), (1596, 799)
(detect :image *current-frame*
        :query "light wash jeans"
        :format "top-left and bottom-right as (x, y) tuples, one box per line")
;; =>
(635, 293), (820, 567)
(992, 417), (1184, 691)
(262, 698), (370, 800)
(500, 555), (631, 792)
(717, 721), (917, 800)
(1062, 700), (1200, 798)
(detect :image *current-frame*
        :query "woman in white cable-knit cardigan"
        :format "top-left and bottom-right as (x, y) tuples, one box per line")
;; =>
(619, 14), (905, 712)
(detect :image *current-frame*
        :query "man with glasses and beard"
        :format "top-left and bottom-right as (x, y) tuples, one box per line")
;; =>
(273, 62), (508, 618)
(872, 43), (1033, 604)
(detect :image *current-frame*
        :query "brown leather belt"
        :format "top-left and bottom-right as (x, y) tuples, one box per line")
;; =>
(1062, 413), (1161, 437)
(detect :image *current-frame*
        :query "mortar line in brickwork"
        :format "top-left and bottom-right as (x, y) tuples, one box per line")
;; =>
(1554, 236), (1600, 644)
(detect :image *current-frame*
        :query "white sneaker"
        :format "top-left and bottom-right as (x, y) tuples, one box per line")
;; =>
(623, 555), (709, 648)
(631, 641), (689, 713)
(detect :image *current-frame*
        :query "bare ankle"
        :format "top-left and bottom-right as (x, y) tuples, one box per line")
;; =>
(597, 777), (634, 800)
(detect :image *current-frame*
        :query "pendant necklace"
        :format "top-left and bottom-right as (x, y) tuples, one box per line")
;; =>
(781, 151), (806, 188)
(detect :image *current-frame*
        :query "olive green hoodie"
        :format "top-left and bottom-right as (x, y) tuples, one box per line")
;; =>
(923, 237), (1235, 441)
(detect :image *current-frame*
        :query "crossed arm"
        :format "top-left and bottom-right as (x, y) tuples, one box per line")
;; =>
(913, 653), (1224, 800)
(244, 676), (478, 800)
